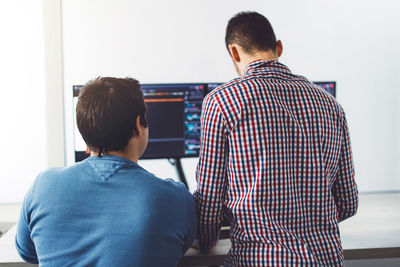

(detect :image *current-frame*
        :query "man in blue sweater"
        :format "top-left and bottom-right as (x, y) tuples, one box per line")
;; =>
(15, 77), (197, 266)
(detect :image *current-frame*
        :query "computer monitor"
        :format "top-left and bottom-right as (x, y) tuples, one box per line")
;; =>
(314, 81), (336, 97)
(72, 81), (335, 162)
(141, 83), (226, 159)
(141, 83), (204, 159)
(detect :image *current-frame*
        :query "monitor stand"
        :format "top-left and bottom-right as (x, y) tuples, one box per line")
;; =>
(168, 158), (189, 189)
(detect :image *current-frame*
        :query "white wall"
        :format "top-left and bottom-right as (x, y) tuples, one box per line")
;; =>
(0, 0), (47, 203)
(60, 0), (398, 193)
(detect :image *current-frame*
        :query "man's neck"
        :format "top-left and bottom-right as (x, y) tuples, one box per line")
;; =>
(239, 50), (278, 76)
(91, 150), (139, 163)
(250, 50), (278, 62)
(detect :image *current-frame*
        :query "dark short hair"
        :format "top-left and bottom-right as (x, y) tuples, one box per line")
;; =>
(76, 77), (148, 156)
(225, 11), (277, 54)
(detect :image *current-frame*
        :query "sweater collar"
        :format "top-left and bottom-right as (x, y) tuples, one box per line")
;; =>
(85, 155), (138, 181)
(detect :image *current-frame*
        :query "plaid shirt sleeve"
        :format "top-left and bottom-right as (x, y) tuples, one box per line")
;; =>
(332, 111), (358, 222)
(193, 94), (228, 252)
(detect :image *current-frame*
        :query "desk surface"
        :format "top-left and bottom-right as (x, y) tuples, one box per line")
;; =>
(1, 193), (400, 266)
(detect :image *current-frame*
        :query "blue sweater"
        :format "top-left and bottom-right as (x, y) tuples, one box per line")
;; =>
(15, 155), (197, 266)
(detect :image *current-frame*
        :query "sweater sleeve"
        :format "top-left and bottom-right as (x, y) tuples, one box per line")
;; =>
(181, 184), (197, 252)
(15, 184), (38, 264)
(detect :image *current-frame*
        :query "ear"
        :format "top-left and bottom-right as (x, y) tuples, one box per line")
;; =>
(276, 40), (283, 58)
(135, 116), (142, 136)
(228, 44), (241, 63)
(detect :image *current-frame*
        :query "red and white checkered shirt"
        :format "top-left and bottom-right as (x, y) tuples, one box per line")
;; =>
(194, 60), (358, 266)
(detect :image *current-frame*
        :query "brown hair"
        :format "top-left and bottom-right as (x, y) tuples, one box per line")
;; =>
(225, 11), (277, 55)
(76, 77), (147, 156)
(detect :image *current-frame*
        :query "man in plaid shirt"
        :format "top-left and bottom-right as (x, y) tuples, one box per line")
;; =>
(194, 11), (358, 266)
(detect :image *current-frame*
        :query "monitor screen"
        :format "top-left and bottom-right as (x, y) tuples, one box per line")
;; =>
(141, 83), (207, 159)
(314, 81), (336, 97)
(72, 81), (335, 161)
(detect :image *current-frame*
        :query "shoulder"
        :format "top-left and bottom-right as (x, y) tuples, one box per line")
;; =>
(34, 166), (67, 187)
(205, 77), (243, 103)
(205, 76), (268, 109)
(127, 163), (191, 196)
(28, 161), (95, 201)
(150, 177), (192, 200)
(21, 166), (71, 213)
(139, 176), (195, 222)
(151, 176), (195, 208)
(203, 77), (254, 131)
(308, 81), (345, 118)
(34, 162), (85, 186)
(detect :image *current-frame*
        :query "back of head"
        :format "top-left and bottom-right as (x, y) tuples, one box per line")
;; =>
(225, 11), (277, 54)
(76, 77), (148, 156)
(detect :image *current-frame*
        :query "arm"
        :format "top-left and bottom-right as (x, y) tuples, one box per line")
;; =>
(15, 185), (38, 264)
(193, 95), (228, 252)
(182, 187), (197, 252)
(332, 112), (358, 222)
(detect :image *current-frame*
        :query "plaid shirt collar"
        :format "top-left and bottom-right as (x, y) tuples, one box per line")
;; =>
(243, 59), (292, 77)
